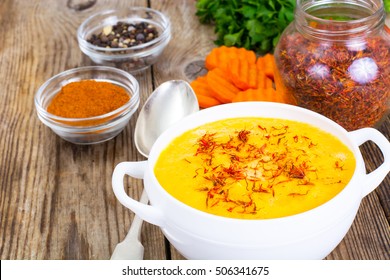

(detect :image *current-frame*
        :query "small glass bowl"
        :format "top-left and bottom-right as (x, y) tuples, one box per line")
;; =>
(34, 66), (140, 145)
(77, 8), (171, 73)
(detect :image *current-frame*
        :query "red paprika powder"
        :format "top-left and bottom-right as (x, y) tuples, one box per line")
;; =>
(47, 80), (130, 118)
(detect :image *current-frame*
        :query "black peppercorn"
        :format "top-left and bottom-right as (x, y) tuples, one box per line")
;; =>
(87, 21), (159, 48)
(136, 33), (145, 41)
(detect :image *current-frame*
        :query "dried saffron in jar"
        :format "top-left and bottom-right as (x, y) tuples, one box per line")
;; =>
(47, 80), (130, 118)
(274, 0), (390, 130)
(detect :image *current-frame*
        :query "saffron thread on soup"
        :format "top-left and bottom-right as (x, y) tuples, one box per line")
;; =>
(154, 118), (355, 219)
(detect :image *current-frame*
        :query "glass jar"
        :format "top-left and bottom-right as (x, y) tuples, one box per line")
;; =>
(274, 0), (390, 130)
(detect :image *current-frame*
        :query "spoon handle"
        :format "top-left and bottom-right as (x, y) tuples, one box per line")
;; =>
(110, 190), (149, 260)
(128, 190), (149, 239)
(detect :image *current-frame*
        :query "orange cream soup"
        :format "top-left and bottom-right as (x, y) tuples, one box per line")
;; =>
(154, 118), (355, 219)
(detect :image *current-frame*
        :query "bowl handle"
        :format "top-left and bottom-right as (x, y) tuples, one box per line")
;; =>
(349, 128), (390, 198)
(112, 161), (165, 227)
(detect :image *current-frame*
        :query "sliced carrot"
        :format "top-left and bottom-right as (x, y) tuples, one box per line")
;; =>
(195, 93), (222, 108)
(229, 58), (278, 91)
(205, 47), (220, 70)
(228, 59), (256, 90)
(206, 68), (240, 103)
(273, 65), (297, 105)
(231, 88), (263, 102)
(229, 59), (249, 90)
(247, 65), (259, 89)
(261, 53), (276, 80)
(256, 70), (266, 89)
(205, 46), (257, 72)
(237, 47), (257, 65)
(190, 76), (211, 96)
(232, 88), (287, 103)
(256, 56), (265, 71)
(200, 47), (293, 107)
(190, 76), (222, 108)
(265, 76), (274, 89)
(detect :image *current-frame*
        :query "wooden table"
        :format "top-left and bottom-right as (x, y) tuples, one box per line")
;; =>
(0, 0), (389, 260)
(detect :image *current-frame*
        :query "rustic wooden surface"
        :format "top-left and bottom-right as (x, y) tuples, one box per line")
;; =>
(0, 0), (389, 260)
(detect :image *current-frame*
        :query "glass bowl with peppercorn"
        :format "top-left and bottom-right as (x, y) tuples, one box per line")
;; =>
(77, 8), (171, 73)
(34, 66), (140, 145)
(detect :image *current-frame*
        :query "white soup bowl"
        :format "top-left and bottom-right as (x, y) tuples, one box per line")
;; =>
(112, 102), (389, 259)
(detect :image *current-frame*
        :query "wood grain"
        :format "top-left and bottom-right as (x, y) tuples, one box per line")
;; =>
(0, 0), (389, 260)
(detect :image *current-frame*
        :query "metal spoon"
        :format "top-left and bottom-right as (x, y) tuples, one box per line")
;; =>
(110, 80), (199, 260)
(110, 190), (148, 260)
(134, 80), (199, 158)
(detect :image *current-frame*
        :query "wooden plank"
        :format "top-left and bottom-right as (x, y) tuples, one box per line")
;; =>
(0, 0), (167, 260)
(326, 193), (390, 260)
(0, 0), (389, 261)
(368, 117), (390, 222)
(326, 116), (390, 259)
(151, 0), (216, 84)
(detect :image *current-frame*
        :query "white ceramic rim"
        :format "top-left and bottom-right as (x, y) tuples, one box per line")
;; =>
(147, 102), (366, 225)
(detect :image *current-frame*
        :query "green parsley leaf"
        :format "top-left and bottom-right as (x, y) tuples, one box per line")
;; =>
(195, 0), (296, 54)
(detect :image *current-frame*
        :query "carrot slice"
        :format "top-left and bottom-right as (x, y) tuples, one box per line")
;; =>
(229, 58), (276, 90)
(205, 47), (219, 70)
(232, 88), (286, 103)
(205, 46), (257, 72)
(190, 76), (222, 108)
(273, 66), (297, 105)
(265, 77), (274, 89)
(261, 53), (276, 80)
(256, 70), (267, 89)
(237, 47), (257, 65)
(202, 47), (293, 106)
(256, 56), (265, 71)
(190, 76), (211, 96)
(206, 68), (240, 103)
(195, 93), (222, 108)
(229, 59), (248, 90)
(228, 59), (255, 90)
